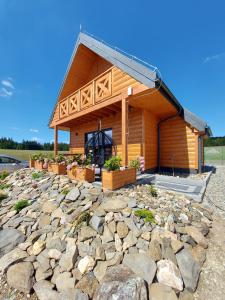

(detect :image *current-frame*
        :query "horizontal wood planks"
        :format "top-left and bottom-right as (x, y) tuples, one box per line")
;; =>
(160, 117), (199, 169)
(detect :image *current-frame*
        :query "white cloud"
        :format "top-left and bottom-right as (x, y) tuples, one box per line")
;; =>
(30, 128), (39, 133)
(0, 87), (13, 97)
(203, 52), (225, 63)
(0, 77), (14, 98)
(1, 79), (14, 89)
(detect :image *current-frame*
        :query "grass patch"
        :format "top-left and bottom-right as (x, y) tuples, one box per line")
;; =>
(0, 183), (11, 190)
(149, 184), (158, 197)
(14, 199), (29, 213)
(134, 209), (155, 223)
(32, 172), (43, 180)
(61, 188), (70, 195)
(0, 149), (68, 161)
(0, 171), (9, 180)
(0, 193), (8, 202)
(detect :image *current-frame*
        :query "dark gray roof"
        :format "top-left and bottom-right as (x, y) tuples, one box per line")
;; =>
(49, 32), (211, 136)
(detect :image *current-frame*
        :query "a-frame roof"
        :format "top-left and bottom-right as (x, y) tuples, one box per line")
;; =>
(49, 32), (211, 135)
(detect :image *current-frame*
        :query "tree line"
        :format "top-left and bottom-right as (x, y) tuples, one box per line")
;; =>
(0, 137), (69, 151)
(204, 136), (225, 147)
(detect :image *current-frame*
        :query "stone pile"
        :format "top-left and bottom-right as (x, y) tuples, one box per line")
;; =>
(0, 168), (213, 299)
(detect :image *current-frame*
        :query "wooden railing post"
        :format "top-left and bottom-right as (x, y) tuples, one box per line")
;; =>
(54, 125), (58, 157)
(122, 98), (128, 167)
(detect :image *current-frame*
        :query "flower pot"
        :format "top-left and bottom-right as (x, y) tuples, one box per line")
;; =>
(50, 163), (67, 175)
(67, 167), (95, 183)
(34, 161), (44, 171)
(102, 168), (136, 190)
(29, 159), (35, 168)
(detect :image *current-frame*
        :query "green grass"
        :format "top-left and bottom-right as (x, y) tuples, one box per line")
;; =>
(32, 172), (44, 180)
(0, 183), (11, 190)
(204, 146), (225, 165)
(0, 149), (68, 161)
(14, 200), (29, 212)
(134, 209), (155, 223)
(0, 171), (9, 180)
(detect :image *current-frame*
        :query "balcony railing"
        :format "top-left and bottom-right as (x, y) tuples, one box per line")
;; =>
(59, 69), (112, 120)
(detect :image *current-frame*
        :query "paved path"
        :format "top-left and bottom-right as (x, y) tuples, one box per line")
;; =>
(194, 166), (225, 300)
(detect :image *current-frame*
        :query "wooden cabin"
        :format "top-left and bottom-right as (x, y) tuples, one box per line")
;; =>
(49, 32), (211, 174)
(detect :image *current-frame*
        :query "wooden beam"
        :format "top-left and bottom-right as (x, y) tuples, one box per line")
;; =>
(122, 98), (128, 166)
(54, 126), (58, 157)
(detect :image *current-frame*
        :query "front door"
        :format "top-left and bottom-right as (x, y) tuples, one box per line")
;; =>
(85, 128), (113, 168)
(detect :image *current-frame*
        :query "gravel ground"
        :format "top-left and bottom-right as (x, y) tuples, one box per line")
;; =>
(194, 166), (225, 300)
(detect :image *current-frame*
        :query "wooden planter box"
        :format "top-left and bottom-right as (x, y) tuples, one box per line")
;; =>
(102, 168), (136, 190)
(67, 167), (95, 183)
(34, 161), (44, 171)
(49, 163), (67, 175)
(29, 159), (35, 168)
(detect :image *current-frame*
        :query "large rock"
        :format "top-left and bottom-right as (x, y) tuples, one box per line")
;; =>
(102, 198), (128, 212)
(7, 262), (34, 293)
(42, 201), (58, 214)
(185, 226), (208, 248)
(59, 245), (78, 271)
(149, 283), (178, 300)
(89, 215), (104, 234)
(176, 248), (200, 292)
(123, 231), (137, 250)
(93, 264), (148, 300)
(65, 187), (80, 201)
(55, 272), (76, 292)
(123, 253), (156, 284)
(0, 228), (25, 258)
(33, 280), (60, 300)
(0, 248), (28, 273)
(156, 259), (183, 291)
(78, 255), (95, 274)
(148, 240), (162, 261)
(79, 226), (97, 242)
(117, 222), (129, 239)
(59, 289), (88, 300)
(75, 272), (99, 298)
(32, 240), (46, 255)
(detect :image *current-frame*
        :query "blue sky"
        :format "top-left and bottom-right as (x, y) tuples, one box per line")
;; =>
(0, 0), (225, 143)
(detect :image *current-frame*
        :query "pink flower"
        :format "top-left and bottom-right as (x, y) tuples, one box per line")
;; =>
(43, 163), (48, 169)
(67, 164), (72, 170)
(72, 161), (78, 167)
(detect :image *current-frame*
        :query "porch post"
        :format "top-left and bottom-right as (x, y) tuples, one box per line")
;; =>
(122, 98), (128, 167)
(54, 125), (58, 157)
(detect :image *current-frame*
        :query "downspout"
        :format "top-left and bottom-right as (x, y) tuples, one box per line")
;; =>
(157, 105), (183, 173)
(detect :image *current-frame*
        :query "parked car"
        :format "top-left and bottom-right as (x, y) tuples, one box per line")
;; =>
(0, 155), (29, 173)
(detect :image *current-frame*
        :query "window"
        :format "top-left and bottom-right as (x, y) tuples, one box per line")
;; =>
(0, 157), (19, 164)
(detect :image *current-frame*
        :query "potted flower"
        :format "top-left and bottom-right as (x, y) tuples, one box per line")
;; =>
(67, 154), (95, 183)
(102, 156), (136, 190)
(129, 157), (141, 175)
(30, 154), (38, 168)
(34, 153), (45, 170)
(48, 154), (67, 175)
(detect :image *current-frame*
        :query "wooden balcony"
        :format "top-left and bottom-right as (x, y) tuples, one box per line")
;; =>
(59, 69), (112, 120)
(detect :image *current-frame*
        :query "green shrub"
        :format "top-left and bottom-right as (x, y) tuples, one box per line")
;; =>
(104, 156), (121, 171)
(61, 188), (70, 195)
(0, 183), (11, 190)
(0, 171), (9, 180)
(32, 172), (43, 180)
(0, 193), (8, 202)
(149, 185), (158, 197)
(14, 200), (29, 213)
(30, 154), (39, 160)
(129, 158), (140, 170)
(134, 209), (155, 223)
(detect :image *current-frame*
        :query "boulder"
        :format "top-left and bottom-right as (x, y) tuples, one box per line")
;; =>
(102, 198), (128, 212)
(148, 239), (162, 261)
(33, 280), (60, 300)
(123, 253), (156, 284)
(78, 255), (95, 274)
(116, 222), (129, 239)
(79, 226), (97, 242)
(93, 264), (148, 300)
(55, 272), (76, 292)
(65, 187), (80, 201)
(0, 248), (28, 273)
(176, 248), (200, 292)
(89, 215), (104, 234)
(75, 272), (99, 298)
(156, 259), (183, 291)
(149, 283), (178, 300)
(0, 228), (25, 258)
(7, 262), (34, 293)
(185, 226), (208, 248)
(32, 240), (46, 255)
(42, 201), (58, 214)
(59, 245), (78, 271)
(123, 231), (137, 250)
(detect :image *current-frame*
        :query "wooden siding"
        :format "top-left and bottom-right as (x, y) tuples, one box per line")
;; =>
(143, 111), (158, 170)
(69, 108), (143, 164)
(160, 117), (198, 169)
